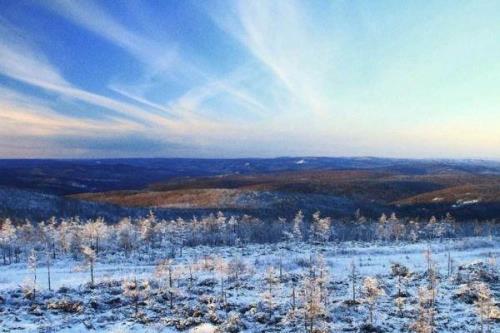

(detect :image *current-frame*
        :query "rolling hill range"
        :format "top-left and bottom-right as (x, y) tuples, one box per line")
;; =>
(71, 168), (500, 216)
(1, 157), (500, 220)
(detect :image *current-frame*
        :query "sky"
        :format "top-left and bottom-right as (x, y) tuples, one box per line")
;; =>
(0, 0), (498, 159)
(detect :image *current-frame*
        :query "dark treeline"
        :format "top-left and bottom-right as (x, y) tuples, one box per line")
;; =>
(3, 186), (500, 225)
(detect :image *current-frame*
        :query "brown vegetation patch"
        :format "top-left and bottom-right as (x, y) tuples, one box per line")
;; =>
(394, 183), (500, 205)
(73, 188), (247, 209)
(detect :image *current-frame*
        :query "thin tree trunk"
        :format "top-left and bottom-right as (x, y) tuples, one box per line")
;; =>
(90, 261), (94, 286)
(47, 256), (51, 291)
(33, 269), (37, 302)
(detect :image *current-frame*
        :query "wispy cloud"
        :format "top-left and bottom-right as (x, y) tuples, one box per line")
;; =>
(39, 1), (271, 125)
(0, 87), (141, 136)
(43, 1), (272, 117)
(0, 14), (258, 156)
(41, 0), (179, 73)
(210, 0), (337, 118)
(0, 22), (176, 128)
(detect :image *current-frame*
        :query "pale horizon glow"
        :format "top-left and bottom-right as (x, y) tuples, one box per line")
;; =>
(0, 1), (498, 159)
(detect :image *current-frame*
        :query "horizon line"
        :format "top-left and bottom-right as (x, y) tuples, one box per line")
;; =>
(0, 155), (499, 163)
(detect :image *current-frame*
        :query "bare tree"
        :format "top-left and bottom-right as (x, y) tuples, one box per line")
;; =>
(447, 251), (453, 278)
(391, 263), (409, 297)
(228, 255), (248, 298)
(261, 290), (276, 320)
(214, 257), (230, 305)
(122, 277), (149, 317)
(82, 245), (96, 287)
(155, 259), (176, 309)
(27, 249), (37, 302)
(46, 248), (52, 291)
(349, 260), (358, 303)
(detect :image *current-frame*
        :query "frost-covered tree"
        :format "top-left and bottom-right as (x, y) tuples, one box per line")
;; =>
(395, 296), (406, 317)
(139, 216), (153, 252)
(83, 218), (107, 255)
(424, 248), (439, 316)
(349, 260), (359, 303)
(214, 257), (230, 305)
(45, 247), (52, 291)
(82, 245), (96, 287)
(424, 216), (437, 240)
(439, 213), (456, 239)
(228, 256), (247, 291)
(362, 277), (385, 325)
(393, 220), (406, 242)
(424, 246), (433, 278)
(310, 211), (331, 243)
(173, 217), (188, 256)
(220, 311), (243, 332)
(117, 218), (135, 254)
(354, 209), (368, 240)
(387, 213), (402, 241)
(0, 218), (16, 265)
(376, 213), (388, 241)
(300, 275), (326, 333)
(216, 211), (228, 244)
(18, 221), (35, 259)
(68, 219), (83, 259)
(226, 215), (239, 245)
(57, 220), (71, 255)
(292, 210), (304, 242)
(265, 266), (279, 294)
(261, 290), (276, 320)
(43, 217), (58, 259)
(407, 219), (419, 242)
(260, 267), (280, 319)
(316, 255), (330, 306)
(410, 287), (435, 333)
(27, 249), (37, 301)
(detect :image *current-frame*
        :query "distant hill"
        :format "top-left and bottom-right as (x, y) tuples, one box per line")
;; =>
(1, 157), (500, 220)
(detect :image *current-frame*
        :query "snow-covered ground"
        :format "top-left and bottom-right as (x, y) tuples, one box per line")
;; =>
(0, 237), (498, 332)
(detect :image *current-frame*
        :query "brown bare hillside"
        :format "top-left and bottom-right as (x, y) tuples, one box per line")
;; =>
(71, 169), (500, 210)
(74, 188), (249, 208)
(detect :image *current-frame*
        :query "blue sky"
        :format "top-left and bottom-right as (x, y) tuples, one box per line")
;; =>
(0, 0), (498, 158)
